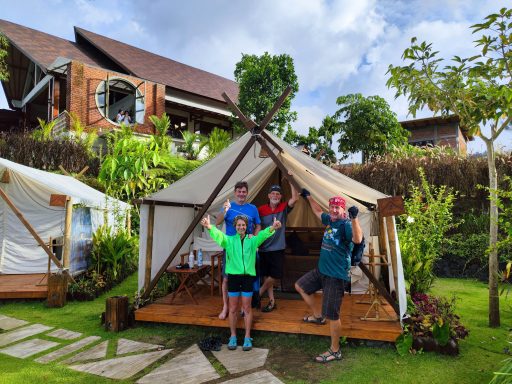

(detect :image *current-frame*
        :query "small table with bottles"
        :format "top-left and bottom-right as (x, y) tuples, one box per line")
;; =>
(166, 264), (209, 304)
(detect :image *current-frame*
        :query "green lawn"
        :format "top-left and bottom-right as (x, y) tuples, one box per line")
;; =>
(0, 275), (509, 383)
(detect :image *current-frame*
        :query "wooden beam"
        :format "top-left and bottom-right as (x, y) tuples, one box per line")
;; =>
(261, 131), (283, 152)
(1, 170), (10, 183)
(386, 216), (399, 295)
(134, 199), (201, 208)
(221, 92), (257, 130)
(257, 86), (292, 132)
(144, 205), (155, 293)
(58, 165), (70, 176)
(256, 136), (302, 192)
(77, 166), (89, 178)
(0, 188), (63, 269)
(62, 197), (73, 269)
(142, 135), (258, 299)
(378, 213), (388, 258)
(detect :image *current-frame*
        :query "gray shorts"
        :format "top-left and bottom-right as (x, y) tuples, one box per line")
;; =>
(296, 268), (345, 320)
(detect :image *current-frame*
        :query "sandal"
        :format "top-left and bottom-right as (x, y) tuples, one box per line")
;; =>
(228, 336), (237, 350)
(242, 337), (253, 351)
(262, 300), (276, 313)
(303, 315), (326, 325)
(314, 348), (342, 363)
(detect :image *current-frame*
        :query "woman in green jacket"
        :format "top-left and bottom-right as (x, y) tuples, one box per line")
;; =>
(200, 214), (281, 351)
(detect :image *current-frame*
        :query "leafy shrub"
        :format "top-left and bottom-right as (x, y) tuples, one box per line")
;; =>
(397, 293), (469, 356)
(91, 225), (138, 281)
(398, 168), (457, 294)
(207, 127), (232, 158)
(0, 133), (100, 174)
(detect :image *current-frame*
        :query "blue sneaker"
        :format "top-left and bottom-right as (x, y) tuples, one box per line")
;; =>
(242, 337), (253, 351)
(228, 336), (237, 350)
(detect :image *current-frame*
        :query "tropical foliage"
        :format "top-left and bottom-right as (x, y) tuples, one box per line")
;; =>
(0, 32), (8, 81)
(206, 127), (231, 159)
(398, 168), (457, 295)
(178, 130), (208, 160)
(333, 93), (410, 162)
(387, 7), (512, 326)
(234, 52), (299, 136)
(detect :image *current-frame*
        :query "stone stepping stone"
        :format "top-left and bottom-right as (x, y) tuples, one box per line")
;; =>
(212, 344), (269, 374)
(64, 340), (108, 364)
(117, 338), (163, 355)
(220, 370), (284, 383)
(35, 336), (101, 363)
(0, 315), (28, 330)
(69, 349), (171, 380)
(0, 338), (59, 359)
(0, 324), (53, 347)
(47, 329), (82, 340)
(136, 344), (220, 384)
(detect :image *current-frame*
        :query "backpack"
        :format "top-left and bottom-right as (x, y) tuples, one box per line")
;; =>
(339, 221), (365, 266)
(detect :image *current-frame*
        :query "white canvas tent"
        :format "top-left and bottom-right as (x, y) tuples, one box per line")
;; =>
(138, 131), (407, 319)
(0, 157), (130, 275)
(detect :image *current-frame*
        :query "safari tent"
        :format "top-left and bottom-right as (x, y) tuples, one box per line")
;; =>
(0, 157), (130, 275)
(137, 130), (407, 319)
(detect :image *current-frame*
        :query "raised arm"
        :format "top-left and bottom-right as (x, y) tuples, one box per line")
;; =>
(215, 199), (231, 226)
(301, 188), (323, 220)
(287, 172), (299, 208)
(201, 215), (227, 248)
(348, 206), (363, 244)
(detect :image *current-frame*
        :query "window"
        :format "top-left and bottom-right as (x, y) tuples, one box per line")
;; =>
(168, 114), (188, 138)
(411, 139), (435, 147)
(95, 78), (145, 125)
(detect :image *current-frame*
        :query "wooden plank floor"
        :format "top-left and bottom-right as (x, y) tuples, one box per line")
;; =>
(135, 286), (402, 342)
(0, 274), (48, 299)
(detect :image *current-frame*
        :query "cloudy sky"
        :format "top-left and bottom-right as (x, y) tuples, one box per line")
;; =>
(1, 0), (510, 156)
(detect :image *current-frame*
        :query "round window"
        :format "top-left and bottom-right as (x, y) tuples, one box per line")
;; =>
(95, 78), (145, 125)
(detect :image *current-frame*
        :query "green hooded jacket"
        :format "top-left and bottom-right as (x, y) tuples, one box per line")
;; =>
(208, 226), (274, 276)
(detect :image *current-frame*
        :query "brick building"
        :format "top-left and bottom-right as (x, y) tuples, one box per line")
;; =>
(400, 115), (473, 155)
(0, 19), (238, 139)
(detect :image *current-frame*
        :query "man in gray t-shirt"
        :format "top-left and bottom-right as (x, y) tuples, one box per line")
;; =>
(257, 179), (298, 312)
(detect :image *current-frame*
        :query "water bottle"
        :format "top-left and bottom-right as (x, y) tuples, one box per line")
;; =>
(197, 249), (203, 267)
(188, 251), (194, 269)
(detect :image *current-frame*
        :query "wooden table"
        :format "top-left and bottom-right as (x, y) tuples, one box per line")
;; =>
(166, 265), (209, 304)
(180, 251), (223, 296)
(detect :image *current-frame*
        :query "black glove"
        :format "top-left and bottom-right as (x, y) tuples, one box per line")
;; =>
(300, 188), (310, 199)
(348, 206), (359, 219)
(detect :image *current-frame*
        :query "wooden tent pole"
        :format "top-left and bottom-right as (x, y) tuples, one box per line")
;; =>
(62, 197), (73, 269)
(144, 204), (155, 293)
(0, 188), (63, 269)
(142, 136), (258, 299)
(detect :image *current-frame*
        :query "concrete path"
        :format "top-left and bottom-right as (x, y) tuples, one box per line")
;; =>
(0, 315), (280, 383)
(213, 344), (269, 374)
(136, 344), (220, 384)
(70, 349), (172, 380)
(0, 324), (53, 347)
(0, 338), (59, 358)
(0, 315), (28, 330)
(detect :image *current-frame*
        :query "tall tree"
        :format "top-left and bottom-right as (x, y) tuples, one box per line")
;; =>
(284, 116), (338, 165)
(333, 93), (409, 162)
(234, 52), (299, 137)
(0, 33), (9, 81)
(386, 7), (512, 327)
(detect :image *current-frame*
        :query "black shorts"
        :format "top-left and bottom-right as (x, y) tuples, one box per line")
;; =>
(227, 274), (254, 297)
(259, 250), (284, 279)
(296, 268), (345, 320)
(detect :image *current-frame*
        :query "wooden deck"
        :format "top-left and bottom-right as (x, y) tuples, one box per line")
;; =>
(0, 274), (48, 299)
(135, 287), (402, 342)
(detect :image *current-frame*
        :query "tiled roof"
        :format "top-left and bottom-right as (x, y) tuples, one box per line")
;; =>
(0, 19), (239, 103)
(0, 19), (108, 70)
(74, 27), (238, 103)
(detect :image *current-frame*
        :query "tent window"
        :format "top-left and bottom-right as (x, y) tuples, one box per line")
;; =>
(95, 78), (145, 125)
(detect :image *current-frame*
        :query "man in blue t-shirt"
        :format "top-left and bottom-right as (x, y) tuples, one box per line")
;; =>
(295, 190), (363, 363)
(215, 181), (261, 320)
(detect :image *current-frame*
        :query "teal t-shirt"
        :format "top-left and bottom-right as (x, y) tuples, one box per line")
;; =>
(318, 213), (353, 281)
